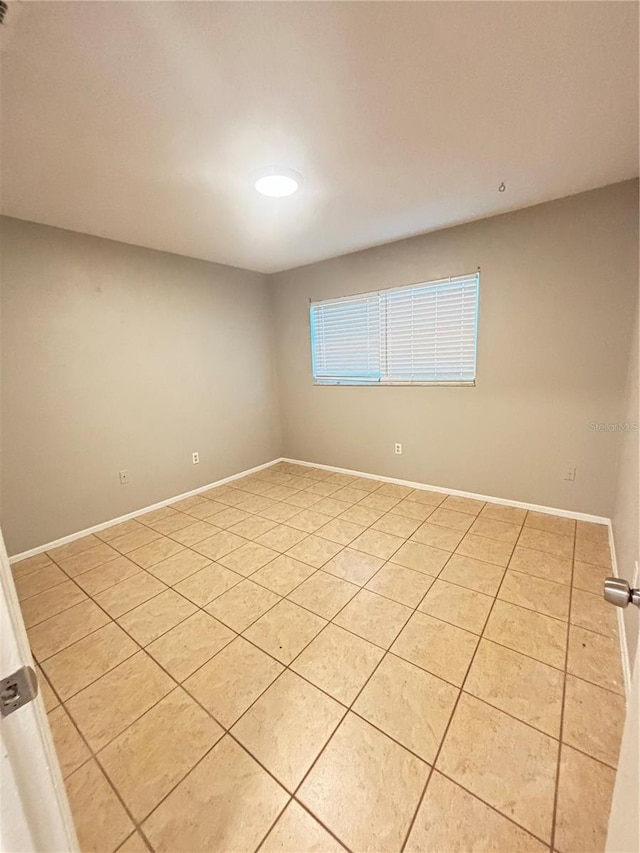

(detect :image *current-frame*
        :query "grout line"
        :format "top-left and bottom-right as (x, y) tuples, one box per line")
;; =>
(41, 667), (146, 844)
(251, 799), (295, 853)
(255, 798), (351, 853)
(398, 521), (523, 852)
(14, 574), (76, 604)
(42, 582), (263, 845)
(114, 830), (153, 853)
(549, 519), (577, 853)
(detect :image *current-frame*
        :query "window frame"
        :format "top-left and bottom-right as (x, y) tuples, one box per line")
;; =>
(309, 271), (480, 387)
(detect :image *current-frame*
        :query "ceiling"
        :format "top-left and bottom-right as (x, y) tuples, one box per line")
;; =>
(1, 1), (638, 273)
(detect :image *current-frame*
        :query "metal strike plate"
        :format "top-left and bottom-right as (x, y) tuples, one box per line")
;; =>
(1, 666), (39, 717)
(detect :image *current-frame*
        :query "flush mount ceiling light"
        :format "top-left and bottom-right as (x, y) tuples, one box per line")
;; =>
(254, 168), (302, 198)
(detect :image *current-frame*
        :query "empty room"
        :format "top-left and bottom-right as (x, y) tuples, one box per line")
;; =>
(0, 2), (638, 852)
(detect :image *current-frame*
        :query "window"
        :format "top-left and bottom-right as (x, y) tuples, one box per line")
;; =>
(310, 272), (479, 385)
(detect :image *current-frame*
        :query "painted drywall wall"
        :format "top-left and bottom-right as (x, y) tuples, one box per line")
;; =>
(272, 181), (639, 517)
(0, 217), (281, 554)
(612, 311), (639, 668)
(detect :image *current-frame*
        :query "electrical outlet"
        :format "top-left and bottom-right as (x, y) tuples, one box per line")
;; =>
(119, 470), (130, 485)
(394, 443), (403, 455)
(192, 452), (200, 465)
(563, 465), (576, 481)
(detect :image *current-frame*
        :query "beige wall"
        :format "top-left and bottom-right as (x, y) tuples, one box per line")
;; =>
(612, 311), (639, 668)
(273, 181), (639, 518)
(0, 217), (281, 555)
(2, 182), (637, 556)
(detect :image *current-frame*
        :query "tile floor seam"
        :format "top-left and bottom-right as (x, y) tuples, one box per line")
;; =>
(457, 685), (560, 742)
(52, 586), (211, 696)
(64, 639), (227, 751)
(18, 591), (92, 630)
(498, 583), (572, 624)
(115, 830), (153, 853)
(15, 575), (75, 604)
(237, 559), (340, 600)
(425, 768), (556, 850)
(514, 523), (574, 562)
(131, 738), (232, 845)
(38, 639), (140, 702)
(450, 545), (513, 569)
(49, 576), (243, 749)
(58, 666), (242, 846)
(37, 661), (144, 845)
(284, 587), (430, 798)
(404, 603), (490, 640)
(100, 724), (225, 829)
(232, 667), (350, 788)
(194, 590), (377, 731)
(53, 552), (125, 577)
(568, 589), (619, 638)
(325, 596), (414, 653)
(43, 544), (163, 588)
(55, 632), (309, 850)
(468, 516), (569, 696)
(550, 523), (577, 853)
(344, 703), (454, 767)
(44, 536), (109, 560)
(30, 469), (557, 572)
(361, 567), (438, 611)
(181, 588), (286, 674)
(398, 558), (510, 853)
(560, 669), (625, 700)
(280, 569), (461, 846)
(488, 593), (570, 626)
(553, 738), (621, 773)
(568, 624), (626, 671)
(59, 659), (553, 853)
(414, 520), (561, 850)
(255, 798), (352, 853)
(505, 564), (567, 584)
(571, 557), (614, 571)
(33, 575), (169, 661)
(251, 797), (297, 853)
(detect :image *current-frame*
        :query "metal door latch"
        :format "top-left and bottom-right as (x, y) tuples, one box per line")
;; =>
(1, 666), (39, 717)
(604, 577), (640, 609)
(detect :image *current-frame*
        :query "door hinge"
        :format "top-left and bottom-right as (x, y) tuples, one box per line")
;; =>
(1, 666), (39, 717)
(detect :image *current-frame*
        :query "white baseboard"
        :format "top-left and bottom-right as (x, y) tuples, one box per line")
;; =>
(281, 457), (610, 524)
(8, 458), (283, 564)
(607, 522), (632, 701)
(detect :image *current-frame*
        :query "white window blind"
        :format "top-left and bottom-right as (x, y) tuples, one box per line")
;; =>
(310, 272), (478, 385)
(310, 292), (381, 382)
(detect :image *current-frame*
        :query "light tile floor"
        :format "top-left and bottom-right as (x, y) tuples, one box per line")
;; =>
(14, 462), (625, 853)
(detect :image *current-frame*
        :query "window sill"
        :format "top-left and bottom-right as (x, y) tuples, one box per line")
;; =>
(313, 380), (476, 387)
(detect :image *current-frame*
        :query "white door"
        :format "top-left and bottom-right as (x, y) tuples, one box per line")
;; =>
(0, 527), (79, 852)
(606, 640), (640, 853)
